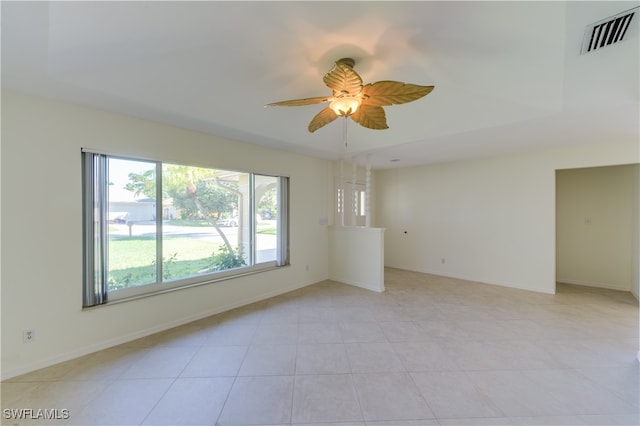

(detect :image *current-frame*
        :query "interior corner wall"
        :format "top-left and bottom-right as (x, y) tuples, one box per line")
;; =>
(556, 164), (638, 292)
(632, 164), (640, 301)
(375, 143), (639, 295)
(0, 90), (331, 379)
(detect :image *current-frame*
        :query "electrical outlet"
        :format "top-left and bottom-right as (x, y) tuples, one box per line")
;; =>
(23, 329), (36, 344)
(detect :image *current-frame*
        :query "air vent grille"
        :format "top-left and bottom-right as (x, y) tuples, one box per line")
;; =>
(581, 7), (638, 54)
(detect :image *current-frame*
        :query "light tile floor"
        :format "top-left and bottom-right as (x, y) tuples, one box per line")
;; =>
(2, 268), (639, 425)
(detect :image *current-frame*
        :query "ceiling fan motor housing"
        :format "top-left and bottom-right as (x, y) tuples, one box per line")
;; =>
(337, 58), (356, 68)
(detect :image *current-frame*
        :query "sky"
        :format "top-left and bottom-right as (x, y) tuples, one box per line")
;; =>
(108, 158), (155, 202)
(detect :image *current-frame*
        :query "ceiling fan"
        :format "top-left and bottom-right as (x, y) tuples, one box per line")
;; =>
(266, 58), (435, 133)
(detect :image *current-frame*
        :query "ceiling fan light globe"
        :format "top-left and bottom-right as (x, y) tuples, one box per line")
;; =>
(329, 97), (361, 116)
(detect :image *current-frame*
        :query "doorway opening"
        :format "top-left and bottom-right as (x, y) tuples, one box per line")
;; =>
(555, 164), (639, 299)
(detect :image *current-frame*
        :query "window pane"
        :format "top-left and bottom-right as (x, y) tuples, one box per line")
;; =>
(107, 158), (157, 291)
(162, 165), (249, 280)
(255, 175), (278, 263)
(84, 151), (290, 306)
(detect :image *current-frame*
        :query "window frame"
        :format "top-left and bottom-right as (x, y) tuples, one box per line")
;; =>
(82, 149), (289, 307)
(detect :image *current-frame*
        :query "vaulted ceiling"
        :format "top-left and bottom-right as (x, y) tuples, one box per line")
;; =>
(2, 1), (638, 168)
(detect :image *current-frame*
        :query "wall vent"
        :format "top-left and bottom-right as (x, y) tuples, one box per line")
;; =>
(581, 7), (639, 54)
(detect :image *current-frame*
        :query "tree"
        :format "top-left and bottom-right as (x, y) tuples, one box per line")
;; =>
(124, 169), (155, 198)
(124, 164), (239, 254)
(172, 180), (237, 220)
(257, 186), (277, 219)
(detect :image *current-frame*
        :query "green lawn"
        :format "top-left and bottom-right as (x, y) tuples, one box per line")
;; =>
(108, 235), (223, 290)
(257, 226), (276, 235)
(107, 221), (275, 291)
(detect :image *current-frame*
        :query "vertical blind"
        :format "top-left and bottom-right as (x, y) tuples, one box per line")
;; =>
(82, 153), (108, 306)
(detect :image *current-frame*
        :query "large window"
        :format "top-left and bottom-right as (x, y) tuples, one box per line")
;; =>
(82, 151), (289, 307)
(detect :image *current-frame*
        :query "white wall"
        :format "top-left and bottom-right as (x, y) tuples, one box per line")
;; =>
(634, 165), (640, 300)
(375, 142), (639, 294)
(0, 91), (331, 379)
(328, 226), (385, 292)
(556, 164), (638, 292)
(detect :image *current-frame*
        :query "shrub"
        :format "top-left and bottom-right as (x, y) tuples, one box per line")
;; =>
(210, 246), (246, 271)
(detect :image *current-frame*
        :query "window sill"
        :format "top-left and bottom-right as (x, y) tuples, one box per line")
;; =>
(83, 263), (287, 310)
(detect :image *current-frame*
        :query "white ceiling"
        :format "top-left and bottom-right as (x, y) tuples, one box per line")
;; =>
(2, 1), (638, 168)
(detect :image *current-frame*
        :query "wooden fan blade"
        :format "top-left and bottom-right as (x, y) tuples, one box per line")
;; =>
(266, 96), (331, 107)
(361, 81), (434, 106)
(323, 61), (363, 96)
(349, 104), (388, 130)
(308, 106), (339, 132)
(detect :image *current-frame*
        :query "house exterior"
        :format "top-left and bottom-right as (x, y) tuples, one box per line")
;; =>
(109, 199), (156, 223)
